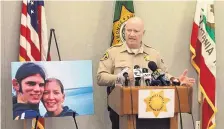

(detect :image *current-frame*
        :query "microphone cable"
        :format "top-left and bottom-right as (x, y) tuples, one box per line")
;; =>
(129, 86), (136, 129)
(123, 72), (136, 129)
(73, 112), (79, 129)
(174, 84), (183, 129)
(186, 86), (195, 129)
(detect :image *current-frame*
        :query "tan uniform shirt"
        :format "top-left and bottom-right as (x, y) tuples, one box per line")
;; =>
(97, 43), (172, 86)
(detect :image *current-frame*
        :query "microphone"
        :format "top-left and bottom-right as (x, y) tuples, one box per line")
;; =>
(164, 74), (171, 86)
(170, 77), (181, 86)
(148, 61), (169, 86)
(133, 65), (142, 86)
(116, 67), (129, 85)
(123, 72), (129, 86)
(142, 68), (151, 86)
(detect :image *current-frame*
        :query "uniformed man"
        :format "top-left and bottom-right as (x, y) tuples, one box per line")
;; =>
(97, 17), (195, 129)
(12, 62), (46, 120)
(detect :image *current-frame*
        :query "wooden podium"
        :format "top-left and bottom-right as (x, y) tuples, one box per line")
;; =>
(108, 85), (193, 129)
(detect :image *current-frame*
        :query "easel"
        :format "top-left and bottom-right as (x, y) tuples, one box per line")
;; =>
(36, 28), (79, 129)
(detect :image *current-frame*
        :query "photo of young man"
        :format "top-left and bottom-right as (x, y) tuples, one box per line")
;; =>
(12, 62), (46, 120)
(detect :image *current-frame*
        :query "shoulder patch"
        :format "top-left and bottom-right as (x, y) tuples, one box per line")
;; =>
(100, 51), (109, 61)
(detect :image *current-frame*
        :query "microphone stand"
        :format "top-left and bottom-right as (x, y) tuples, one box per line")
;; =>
(73, 112), (79, 129)
(47, 28), (80, 129)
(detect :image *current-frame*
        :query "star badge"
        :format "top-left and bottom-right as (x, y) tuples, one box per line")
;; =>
(144, 90), (170, 117)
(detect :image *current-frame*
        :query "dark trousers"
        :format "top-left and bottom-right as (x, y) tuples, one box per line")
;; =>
(109, 109), (170, 129)
(136, 117), (170, 129)
(109, 109), (119, 129)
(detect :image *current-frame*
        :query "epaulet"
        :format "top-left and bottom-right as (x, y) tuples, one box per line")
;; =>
(144, 44), (152, 48)
(144, 44), (156, 50)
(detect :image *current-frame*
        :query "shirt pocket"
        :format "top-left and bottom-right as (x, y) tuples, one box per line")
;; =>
(114, 61), (130, 74)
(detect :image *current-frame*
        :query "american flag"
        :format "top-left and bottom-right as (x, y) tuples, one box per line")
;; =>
(19, 0), (49, 129)
(20, 0), (49, 62)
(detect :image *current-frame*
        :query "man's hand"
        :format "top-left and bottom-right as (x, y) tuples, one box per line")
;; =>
(116, 67), (131, 85)
(179, 69), (196, 86)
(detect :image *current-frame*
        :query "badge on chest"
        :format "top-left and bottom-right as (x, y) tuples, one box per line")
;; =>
(144, 55), (150, 61)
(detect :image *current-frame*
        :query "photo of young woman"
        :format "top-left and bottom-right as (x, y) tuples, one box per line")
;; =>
(42, 78), (75, 117)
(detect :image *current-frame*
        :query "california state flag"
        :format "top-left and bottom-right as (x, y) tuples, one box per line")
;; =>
(190, 0), (217, 129)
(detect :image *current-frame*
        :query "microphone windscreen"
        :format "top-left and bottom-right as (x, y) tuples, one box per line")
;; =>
(170, 77), (181, 86)
(148, 61), (158, 72)
(123, 72), (128, 78)
(143, 73), (151, 80)
(142, 68), (148, 73)
(134, 65), (140, 69)
(133, 65), (142, 78)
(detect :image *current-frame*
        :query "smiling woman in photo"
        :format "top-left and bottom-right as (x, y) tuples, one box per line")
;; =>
(42, 78), (75, 117)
